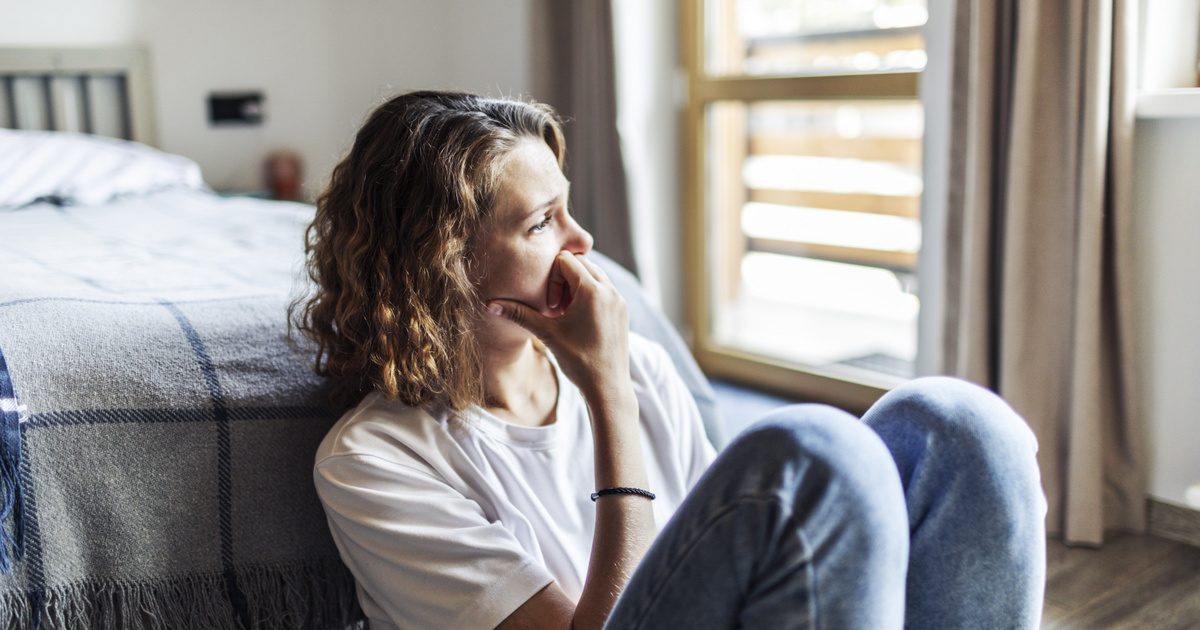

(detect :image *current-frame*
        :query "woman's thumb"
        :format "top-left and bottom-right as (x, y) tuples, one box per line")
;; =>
(487, 299), (550, 336)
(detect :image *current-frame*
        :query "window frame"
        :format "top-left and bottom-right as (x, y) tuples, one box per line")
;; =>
(678, 0), (927, 413)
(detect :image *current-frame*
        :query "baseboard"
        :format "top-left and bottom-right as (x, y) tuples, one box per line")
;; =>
(1148, 498), (1200, 548)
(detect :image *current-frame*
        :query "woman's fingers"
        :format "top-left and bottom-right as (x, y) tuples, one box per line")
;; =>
(547, 260), (567, 310)
(546, 251), (588, 315)
(487, 299), (553, 340)
(510, 251), (632, 405)
(545, 252), (607, 315)
(576, 255), (609, 284)
(554, 251), (593, 291)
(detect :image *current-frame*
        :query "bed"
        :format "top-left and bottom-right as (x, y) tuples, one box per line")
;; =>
(0, 138), (365, 627)
(0, 48), (725, 628)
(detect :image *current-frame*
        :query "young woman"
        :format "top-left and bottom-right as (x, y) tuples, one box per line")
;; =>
(296, 91), (1047, 630)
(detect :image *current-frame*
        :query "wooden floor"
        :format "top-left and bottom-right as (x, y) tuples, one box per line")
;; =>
(1043, 532), (1200, 628)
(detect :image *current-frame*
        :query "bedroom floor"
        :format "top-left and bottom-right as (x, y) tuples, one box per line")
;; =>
(1043, 532), (1200, 628)
(709, 379), (1200, 629)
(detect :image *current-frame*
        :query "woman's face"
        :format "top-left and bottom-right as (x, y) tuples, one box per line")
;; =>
(472, 137), (594, 344)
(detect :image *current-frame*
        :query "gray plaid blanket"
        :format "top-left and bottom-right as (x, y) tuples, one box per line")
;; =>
(0, 190), (363, 628)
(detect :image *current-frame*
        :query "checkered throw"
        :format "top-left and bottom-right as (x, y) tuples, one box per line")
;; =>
(0, 190), (363, 629)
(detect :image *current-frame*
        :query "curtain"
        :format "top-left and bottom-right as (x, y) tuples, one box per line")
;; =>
(530, 0), (639, 278)
(943, 0), (1143, 545)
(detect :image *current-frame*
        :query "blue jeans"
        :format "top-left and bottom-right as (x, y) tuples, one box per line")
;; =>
(603, 376), (1048, 629)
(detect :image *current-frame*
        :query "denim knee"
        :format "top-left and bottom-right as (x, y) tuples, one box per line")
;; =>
(865, 376), (1039, 461)
(863, 376), (1046, 521)
(734, 404), (884, 474)
(726, 404), (907, 519)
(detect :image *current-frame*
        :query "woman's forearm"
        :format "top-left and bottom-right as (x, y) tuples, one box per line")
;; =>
(571, 388), (656, 630)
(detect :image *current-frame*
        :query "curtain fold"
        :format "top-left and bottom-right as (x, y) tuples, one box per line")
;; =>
(943, 0), (1144, 545)
(530, 0), (639, 277)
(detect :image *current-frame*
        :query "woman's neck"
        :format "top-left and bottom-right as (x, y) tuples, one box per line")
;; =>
(479, 337), (558, 427)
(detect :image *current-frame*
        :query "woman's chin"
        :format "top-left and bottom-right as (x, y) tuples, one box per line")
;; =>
(486, 319), (537, 344)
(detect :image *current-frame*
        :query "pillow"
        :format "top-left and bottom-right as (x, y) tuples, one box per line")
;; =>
(0, 128), (207, 208)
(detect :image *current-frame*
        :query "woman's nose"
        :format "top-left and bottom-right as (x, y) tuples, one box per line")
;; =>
(566, 217), (594, 255)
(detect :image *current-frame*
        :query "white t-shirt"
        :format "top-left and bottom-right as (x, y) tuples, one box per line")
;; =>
(313, 332), (719, 630)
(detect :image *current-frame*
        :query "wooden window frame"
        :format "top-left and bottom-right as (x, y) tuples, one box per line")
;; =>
(678, 0), (923, 414)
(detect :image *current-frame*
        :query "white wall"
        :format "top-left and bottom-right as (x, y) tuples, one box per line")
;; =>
(0, 0), (141, 44)
(915, 0), (952, 377)
(1132, 116), (1200, 508)
(442, 0), (531, 100)
(613, 0), (684, 328)
(1, 0), (532, 199)
(1134, 0), (1200, 510)
(1140, 0), (1200, 90)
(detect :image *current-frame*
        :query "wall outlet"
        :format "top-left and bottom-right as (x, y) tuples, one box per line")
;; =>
(208, 92), (264, 126)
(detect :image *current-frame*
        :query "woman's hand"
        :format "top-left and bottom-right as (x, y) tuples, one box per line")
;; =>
(488, 253), (652, 630)
(486, 251), (633, 409)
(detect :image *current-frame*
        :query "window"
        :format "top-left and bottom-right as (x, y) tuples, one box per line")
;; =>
(681, 0), (927, 410)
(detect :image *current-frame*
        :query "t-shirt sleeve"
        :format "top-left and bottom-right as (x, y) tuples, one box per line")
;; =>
(642, 337), (719, 490)
(313, 453), (557, 630)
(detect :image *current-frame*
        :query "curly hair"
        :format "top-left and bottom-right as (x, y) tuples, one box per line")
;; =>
(290, 91), (567, 413)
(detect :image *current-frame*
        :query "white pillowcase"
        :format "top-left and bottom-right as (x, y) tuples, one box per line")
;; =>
(0, 129), (207, 208)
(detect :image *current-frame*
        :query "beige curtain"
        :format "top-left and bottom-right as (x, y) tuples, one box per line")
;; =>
(943, 0), (1143, 545)
(529, 0), (639, 277)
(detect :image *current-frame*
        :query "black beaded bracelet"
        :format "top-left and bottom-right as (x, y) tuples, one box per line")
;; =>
(591, 486), (656, 502)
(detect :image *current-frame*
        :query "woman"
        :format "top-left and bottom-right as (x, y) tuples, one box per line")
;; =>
(296, 91), (1047, 629)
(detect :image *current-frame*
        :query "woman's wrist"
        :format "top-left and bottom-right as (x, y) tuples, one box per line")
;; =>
(587, 389), (647, 492)
(583, 387), (638, 434)
(580, 372), (635, 411)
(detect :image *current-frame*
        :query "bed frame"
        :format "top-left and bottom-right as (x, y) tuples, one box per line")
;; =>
(0, 47), (155, 146)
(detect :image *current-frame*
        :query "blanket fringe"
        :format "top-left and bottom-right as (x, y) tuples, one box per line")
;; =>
(0, 345), (24, 575)
(1, 559), (365, 629)
(0, 426), (21, 574)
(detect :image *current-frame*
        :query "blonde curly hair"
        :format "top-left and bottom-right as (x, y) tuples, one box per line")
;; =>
(290, 91), (566, 413)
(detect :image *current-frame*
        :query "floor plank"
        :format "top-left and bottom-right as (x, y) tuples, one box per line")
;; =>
(1043, 532), (1200, 629)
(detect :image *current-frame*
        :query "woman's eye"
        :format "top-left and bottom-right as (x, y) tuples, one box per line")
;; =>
(529, 213), (553, 234)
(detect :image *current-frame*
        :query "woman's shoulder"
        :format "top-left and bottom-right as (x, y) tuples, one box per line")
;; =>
(313, 391), (453, 478)
(627, 331), (675, 379)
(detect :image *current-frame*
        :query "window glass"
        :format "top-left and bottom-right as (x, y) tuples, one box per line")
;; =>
(706, 0), (928, 76)
(705, 99), (923, 380)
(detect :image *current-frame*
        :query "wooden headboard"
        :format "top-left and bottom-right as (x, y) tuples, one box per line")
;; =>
(0, 47), (156, 146)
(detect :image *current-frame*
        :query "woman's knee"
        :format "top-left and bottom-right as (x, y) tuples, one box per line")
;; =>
(724, 404), (905, 510)
(730, 404), (872, 468)
(864, 377), (1045, 524)
(864, 376), (1039, 461)
(728, 405), (908, 573)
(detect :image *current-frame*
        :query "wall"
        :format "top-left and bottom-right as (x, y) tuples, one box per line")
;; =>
(0, 0), (532, 199)
(1135, 0), (1200, 509)
(442, 0), (531, 101)
(915, 0), (952, 377)
(1140, 0), (1200, 91)
(1133, 115), (1200, 508)
(0, 0), (141, 44)
(613, 0), (683, 326)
